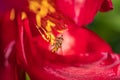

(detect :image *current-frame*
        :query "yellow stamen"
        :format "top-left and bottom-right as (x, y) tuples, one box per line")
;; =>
(36, 25), (55, 44)
(41, 0), (55, 13)
(29, 1), (40, 13)
(36, 25), (49, 42)
(57, 29), (66, 33)
(46, 20), (55, 32)
(21, 12), (27, 20)
(47, 32), (55, 45)
(29, 0), (65, 53)
(29, 0), (55, 17)
(29, 0), (55, 27)
(36, 14), (41, 27)
(10, 8), (15, 21)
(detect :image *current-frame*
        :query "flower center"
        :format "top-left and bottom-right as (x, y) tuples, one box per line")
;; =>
(36, 17), (67, 53)
(29, 0), (67, 52)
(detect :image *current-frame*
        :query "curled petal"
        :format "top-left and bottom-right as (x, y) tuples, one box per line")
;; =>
(55, 0), (113, 26)
(15, 13), (120, 79)
(100, 0), (113, 12)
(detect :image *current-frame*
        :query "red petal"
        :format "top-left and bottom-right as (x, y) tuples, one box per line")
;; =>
(0, 1), (119, 79)
(55, 0), (109, 26)
(15, 13), (120, 79)
(0, 0), (28, 12)
(0, 10), (25, 80)
(100, 0), (113, 12)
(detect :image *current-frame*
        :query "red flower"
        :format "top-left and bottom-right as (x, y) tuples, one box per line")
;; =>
(0, 0), (120, 80)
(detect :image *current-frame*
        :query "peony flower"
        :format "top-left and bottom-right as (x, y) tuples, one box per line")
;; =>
(0, 0), (120, 80)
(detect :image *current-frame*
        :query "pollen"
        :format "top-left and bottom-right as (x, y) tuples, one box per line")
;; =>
(10, 8), (15, 21)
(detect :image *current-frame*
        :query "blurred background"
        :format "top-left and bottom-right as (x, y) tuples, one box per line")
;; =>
(88, 0), (120, 53)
